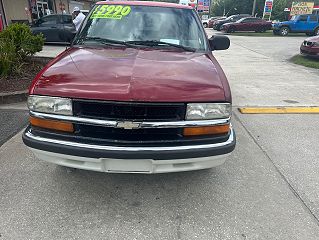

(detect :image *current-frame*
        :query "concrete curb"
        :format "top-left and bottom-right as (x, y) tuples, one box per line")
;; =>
(31, 56), (54, 63)
(0, 90), (28, 105)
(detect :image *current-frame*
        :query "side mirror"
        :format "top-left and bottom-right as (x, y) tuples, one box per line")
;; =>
(209, 36), (230, 51)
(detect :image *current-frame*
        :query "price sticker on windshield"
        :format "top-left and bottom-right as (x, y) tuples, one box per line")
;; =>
(91, 5), (132, 20)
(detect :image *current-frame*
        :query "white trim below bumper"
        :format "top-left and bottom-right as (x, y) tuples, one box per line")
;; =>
(30, 148), (230, 174)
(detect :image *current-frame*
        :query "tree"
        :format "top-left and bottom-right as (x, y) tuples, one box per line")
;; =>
(211, 0), (319, 21)
(210, 0), (265, 17)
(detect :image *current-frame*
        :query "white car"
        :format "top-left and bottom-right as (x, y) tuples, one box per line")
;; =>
(202, 17), (223, 28)
(202, 18), (210, 28)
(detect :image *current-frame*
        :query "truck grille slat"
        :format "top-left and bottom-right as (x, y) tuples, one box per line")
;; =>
(73, 100), (186, 121)
(77, 125), (183, 141)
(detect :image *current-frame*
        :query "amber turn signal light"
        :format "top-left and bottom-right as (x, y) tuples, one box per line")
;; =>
(30, 116), (74, 133)
(183, 124), (230, 136)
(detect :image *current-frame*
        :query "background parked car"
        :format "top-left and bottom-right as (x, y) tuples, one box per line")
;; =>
(300, 36), (319, 57)
(221, 17), (272, 33)
(202, 16), (223, 28)
(202, 17), (212, 28)
(31, 14), (76, 43)
(208, 16), (226, 28)
(273, 14), (319, 36)
(213, 14), (251, 31)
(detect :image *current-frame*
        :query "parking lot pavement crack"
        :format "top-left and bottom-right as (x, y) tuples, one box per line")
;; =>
(231, 42), (272, 59)
(232, 111), (319, 227)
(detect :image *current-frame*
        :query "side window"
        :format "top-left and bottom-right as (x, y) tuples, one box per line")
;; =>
(309, 16), (317, 22)
(244, 18), (255, 23)
(298, 15), (308, 22)
(62, 15), (72, 24)
(39, 15), (57, 26)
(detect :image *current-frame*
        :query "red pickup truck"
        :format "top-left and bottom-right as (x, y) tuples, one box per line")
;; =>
(23, 1), (236, 174)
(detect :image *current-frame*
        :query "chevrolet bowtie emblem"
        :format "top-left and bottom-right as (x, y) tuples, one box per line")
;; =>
(116, 121), (141, 130)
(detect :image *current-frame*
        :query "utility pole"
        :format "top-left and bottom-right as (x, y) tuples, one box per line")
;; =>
(252, 0), (257, 16)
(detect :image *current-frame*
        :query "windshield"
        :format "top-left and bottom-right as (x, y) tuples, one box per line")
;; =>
(225, 16), (234, 21)
(236, 18), (245, 23)
(76, 4), (207, 51)
(290, 16), (297, 21)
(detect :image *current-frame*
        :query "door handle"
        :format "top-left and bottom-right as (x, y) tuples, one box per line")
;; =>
(51, 26), (57, 29)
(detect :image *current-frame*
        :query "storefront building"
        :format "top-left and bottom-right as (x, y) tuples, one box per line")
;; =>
(284, 5), (319, 16)
(0, 0), (96, 26)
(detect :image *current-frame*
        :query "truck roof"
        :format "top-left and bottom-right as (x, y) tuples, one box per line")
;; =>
(96, 1), (192, 9)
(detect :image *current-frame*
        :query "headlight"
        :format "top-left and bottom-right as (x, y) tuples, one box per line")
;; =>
(186, 103), (231, 120)
(28, 95), (73, 115)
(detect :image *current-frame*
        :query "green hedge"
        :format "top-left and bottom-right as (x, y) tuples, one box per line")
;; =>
(0, 23), (44, 77)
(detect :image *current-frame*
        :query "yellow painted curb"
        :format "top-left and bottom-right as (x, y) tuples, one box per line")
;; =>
(238, 107), (319, 114)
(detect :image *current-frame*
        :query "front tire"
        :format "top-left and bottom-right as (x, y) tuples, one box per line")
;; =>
(279, 27), (289, 36)
(227, 27), (235, 33)
(203, 23), (208, 28)
(260, 27), (267, 33)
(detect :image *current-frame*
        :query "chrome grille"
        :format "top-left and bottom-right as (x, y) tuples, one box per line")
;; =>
(73, 100), (186, 121)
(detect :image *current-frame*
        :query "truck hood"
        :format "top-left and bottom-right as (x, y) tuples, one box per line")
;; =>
(30, 47), (227, 102)
(305, 36), (319, 42)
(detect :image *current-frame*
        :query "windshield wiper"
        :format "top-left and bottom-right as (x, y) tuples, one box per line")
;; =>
(75, 38), (197, 52)
(77, 36), (133, 47)
(126, 40), (196, 52)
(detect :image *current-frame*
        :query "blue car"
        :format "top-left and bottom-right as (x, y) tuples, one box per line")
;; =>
(273, 14), (319, 36)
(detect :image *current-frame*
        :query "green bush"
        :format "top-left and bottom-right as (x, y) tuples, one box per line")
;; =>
(0, 23), (44, 60)
(0, 39), (16, 76)
(0, 23), (44, 76)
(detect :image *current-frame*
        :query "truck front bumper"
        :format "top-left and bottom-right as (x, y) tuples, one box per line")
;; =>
(23, 127), (236, 174)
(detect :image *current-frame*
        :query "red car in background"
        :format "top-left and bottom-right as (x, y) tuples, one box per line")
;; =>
(221, 17), (272, 33)
(0, 14), (3, 32)
(300, 36), (319, 57)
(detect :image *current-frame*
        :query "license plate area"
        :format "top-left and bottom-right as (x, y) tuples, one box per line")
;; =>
(102, 158), (153, 173)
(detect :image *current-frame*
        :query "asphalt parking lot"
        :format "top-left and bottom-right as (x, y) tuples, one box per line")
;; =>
(1, 31), (319, 239)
